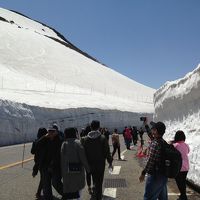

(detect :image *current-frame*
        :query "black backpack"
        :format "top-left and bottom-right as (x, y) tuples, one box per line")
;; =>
(159, 140), (182, 178)
(81, 135), (106, 163)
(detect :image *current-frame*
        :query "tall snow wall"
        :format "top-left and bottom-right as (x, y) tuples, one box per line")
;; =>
(0, 99), (153, 146)
(154, 64), (200, 187)
(0, 8), (155, 146)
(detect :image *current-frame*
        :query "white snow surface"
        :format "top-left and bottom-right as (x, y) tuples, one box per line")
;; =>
(154, 64), (200, 187)
(0, 8), (155, 146)
(0, 8), (65, 42)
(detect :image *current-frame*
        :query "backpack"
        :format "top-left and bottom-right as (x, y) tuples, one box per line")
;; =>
(159, 140), (182, 178)
(81, 135), (106, 163)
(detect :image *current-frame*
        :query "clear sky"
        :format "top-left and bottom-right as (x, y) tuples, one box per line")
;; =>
(1, 0), (200, 89)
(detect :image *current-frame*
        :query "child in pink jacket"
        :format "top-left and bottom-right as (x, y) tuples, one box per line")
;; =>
(173, 130), (190, 200)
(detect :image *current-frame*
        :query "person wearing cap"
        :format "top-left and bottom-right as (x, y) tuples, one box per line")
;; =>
(139, 121), (168, 200)
(52, 123), (64, 141)
(33, 126), (63, 200)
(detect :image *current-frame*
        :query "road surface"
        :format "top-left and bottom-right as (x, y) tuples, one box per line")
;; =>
(0, 135), (199, 200)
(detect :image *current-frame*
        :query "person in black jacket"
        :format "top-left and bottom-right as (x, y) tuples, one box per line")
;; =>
(31, 127), (47, 199)
(33, 127), (63, 200)
(102, 128), (110, 142)
(52, 123), (64, 141)
(81, 125), (93, 194)
(82, 120), (113, 200)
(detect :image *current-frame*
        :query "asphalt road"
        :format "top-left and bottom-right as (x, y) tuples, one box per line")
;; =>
(0, 143), (33, 167)
(0, 135), (200, 200)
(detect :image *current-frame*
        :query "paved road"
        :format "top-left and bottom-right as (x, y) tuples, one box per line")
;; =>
(0, 135), (200, 200)
(0, 143), (33, 167)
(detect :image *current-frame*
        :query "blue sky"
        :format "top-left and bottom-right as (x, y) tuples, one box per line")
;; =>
(1, 0), (200, 89)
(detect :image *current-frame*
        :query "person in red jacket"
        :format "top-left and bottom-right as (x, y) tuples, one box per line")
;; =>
(124, 127), (132, 149)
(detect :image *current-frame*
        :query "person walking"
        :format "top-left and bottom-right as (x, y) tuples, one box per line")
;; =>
(139, 121), (168, 200)
(82, 120), (113, 200)
(61, 127), (90, 200)
(124, 127), (132, 150)
(132, 126), (138, 146)
(80, 128), (86, 138)
(103, 128), (110, 142)
(139, 127), (144, 140)
(33, 126), (63, 200)
(173, 130), (190, 200)
(111, 129), (121, 160)
(53, 123), (64, 141)
(31, 127), (48, 199)
(81, 125), (93, 195)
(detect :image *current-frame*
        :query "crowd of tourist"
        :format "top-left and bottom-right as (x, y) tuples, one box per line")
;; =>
(31, 120), (190, 200)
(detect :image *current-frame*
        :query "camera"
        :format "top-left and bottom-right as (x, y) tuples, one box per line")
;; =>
(140, 117), (147, 122)
(150, 121), (155, 126)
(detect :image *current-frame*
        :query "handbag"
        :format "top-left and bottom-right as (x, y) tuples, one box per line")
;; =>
(68, 162), (82, 173)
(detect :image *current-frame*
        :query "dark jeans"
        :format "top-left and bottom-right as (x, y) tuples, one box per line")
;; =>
(125, 139), (131, 149)
(63, 192), (80, 199)
(91, 166), (105, 200)
(112, 143), (121, 159)
(86, 171), (92, 187)
(175, 171), (188, 200)
(36, 171), (43, 195)
(40, 168), (63, 200)
(132, 136), (138, 145)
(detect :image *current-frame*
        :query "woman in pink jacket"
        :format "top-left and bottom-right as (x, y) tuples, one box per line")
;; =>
(173, 130), (190, 200)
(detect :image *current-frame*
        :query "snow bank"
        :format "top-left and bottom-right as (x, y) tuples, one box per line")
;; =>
(154, 64), (200, 187)
(0, 99), (153, 146)
(0, 8), (155, 146)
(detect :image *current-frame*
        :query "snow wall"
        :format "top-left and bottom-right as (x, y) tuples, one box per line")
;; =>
(154, 64), (200, 187)
(0, 99), (153, 146)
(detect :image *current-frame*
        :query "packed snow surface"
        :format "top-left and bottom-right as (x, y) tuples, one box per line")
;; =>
(0, 8), (154, 112)
(0, 8), (155, 145)
(154, 64), (200, 187)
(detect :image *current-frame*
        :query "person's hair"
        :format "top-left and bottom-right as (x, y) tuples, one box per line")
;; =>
(85, 125), (91, 135)
(114, 128), (117, 133)
(37, 127), (47, 138)
(152, 121), (166, 136)
(64, 127), (77, 139)
(174, 130), (186, 142)
(52, 124), (58, 130)
(90, 120), (100, 130)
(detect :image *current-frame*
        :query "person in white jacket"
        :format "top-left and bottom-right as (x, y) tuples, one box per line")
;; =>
(61, 127), (90, 200)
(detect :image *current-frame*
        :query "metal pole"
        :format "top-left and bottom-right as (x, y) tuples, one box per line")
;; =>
(21, 120), (26, 168)
(22, 143), (26, 168)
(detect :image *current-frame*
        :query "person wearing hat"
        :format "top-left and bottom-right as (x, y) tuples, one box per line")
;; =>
(52, 123), (64, 141)
(139, 121), (168, 200)
(33, 126), (63, 200)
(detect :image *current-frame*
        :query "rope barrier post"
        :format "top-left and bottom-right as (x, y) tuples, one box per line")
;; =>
(21, 120), (27, 168)
(22, 143), (26, 168)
